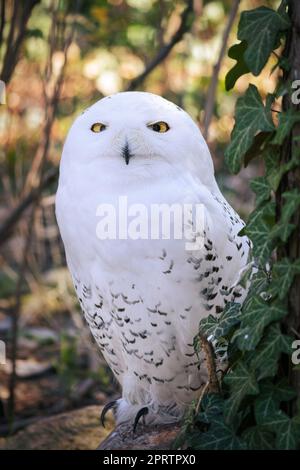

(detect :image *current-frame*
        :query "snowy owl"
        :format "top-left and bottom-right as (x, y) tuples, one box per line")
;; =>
(56, 92), (250, 429)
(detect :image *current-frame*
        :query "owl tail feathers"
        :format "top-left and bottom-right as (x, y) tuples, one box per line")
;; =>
(115, 398), (184, 427)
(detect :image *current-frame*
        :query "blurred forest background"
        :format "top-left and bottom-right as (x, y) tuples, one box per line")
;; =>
(0, 0), (281, 448)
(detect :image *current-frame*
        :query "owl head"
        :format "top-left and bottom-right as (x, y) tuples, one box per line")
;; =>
(59, 92), (216, 190)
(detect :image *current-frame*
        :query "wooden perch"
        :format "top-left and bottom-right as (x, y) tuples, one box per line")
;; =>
(199, 334), (220, 394)
(98, 421), (181, 451)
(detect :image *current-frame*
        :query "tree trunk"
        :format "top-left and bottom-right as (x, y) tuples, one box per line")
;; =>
(279, 0), (300, 401)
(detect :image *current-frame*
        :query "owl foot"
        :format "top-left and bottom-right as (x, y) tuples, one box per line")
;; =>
(100, 399), (118, 427)
(133, 406), (149, 433)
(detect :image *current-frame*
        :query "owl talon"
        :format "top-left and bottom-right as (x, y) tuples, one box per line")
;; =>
(133, 406), (149, 433)
(100, 400), (117, 428)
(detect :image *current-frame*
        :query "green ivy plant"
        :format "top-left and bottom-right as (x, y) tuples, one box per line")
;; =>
(180, 0), (300, 450)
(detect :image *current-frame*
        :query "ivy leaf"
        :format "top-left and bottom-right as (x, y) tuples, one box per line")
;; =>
(223, 362), (259, 423)
(254, 395), (278, 424)
(281, 189), (300, 224)
(246, 200), (275, 231)
(192, 416), (246, 450)
(225, 85), (275, 174)
(250, 177), (271, 206)
(260, 378), (297, 402)
(196, 393), (224, 424)
(246, 268), (270, 297)
(270, 222), (296, 243)
(272, 109), (300, 145)
(245, 219), (274, 263)
(214, 302), (241, 339)
(234, 297), (286, 351)
(238, 6), (290, 75)
(244, 201), (275, 263)
(268, 258), (300, 300)
(265, 147), (299, 191)
(198, 315), (217, 339)
(242, 426), (275, 450)
(225, 41), (250, 91)
(244, 131), (274, 167)
(250, 323), (292, 379)
(276, 418), (300, 450)
(259, 410), (300, 449)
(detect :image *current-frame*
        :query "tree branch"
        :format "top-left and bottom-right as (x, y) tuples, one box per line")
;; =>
(202, 0), (240, 140)
(199, 334), (220, 394)
(0, 0), (5, 50)
(126, 0), (194, 91)
(0, 0), (41, 84)
(0, 168), (58, 246)
(0, 0), (80, 248)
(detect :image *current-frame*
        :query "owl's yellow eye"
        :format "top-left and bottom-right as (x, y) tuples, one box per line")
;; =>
(91, 122), (106, 133)
(148, 121), (170, 133)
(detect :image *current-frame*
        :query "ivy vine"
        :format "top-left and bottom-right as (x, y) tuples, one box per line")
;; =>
(180, 0), (300, 450)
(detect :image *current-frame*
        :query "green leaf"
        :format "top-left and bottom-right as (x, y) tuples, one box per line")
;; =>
(214, 302), (241, 339)
(225, 85), (275, 174)
(242, 426), (275, 450)
(192, 416), (246, 450)
(198, 315), (217, 338)
(272, 109), (300, 145)
(247, 269), (270, 296)
(258, 409), (300, 449)
(223, 362), (259, 423)
(246, 219), (274, 263)
(235, 297), (286, 351)
(196, 393), (224, 424)
(265, 146), (299, 191)
(268, 258), (300, 300)
(270, 222), (296, 243)
(281, 189), (300, 224)
(238, 6), (290, 75)
(244, 201), (275, 263)
(276, 418), (300, 450)
(255, 395), (278, 424)
(250, 177), (271, 206)
(25, 28), (44, 39)
(225, 41), (250, 91)
(250, 323), (292, 379)
(260, 378), (297, 402)
(244, 131), (274, 167)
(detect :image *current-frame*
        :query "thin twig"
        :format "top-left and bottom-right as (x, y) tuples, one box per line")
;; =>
(7, 203), (36, 427)
(0, 168), (58, 246)
(0, 0), (5, 50)
(126, 0), (194, 91)
(195, 382), (209, 415)
(199, 334), (220, 394)
(0, 0), (41, 84)
(203, 0), (240, 139)
(0, 0), (80, 246)
(6, 0), (81, 426)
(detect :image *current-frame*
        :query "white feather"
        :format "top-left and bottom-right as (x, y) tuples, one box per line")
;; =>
(56, 92), (250, 424)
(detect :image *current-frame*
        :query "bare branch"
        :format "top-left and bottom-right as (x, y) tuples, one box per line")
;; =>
(5, 1), (81, 424)
(127, 0), (194, 91)
(199, 334), (220, 394)
(202, 0), (240, 140)
(0, 0), (41, 84)
(0, 168), (58, 246)
(0, 0), (5, 49)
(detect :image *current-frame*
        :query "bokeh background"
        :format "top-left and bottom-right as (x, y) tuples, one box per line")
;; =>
(0, 0), (280, 447)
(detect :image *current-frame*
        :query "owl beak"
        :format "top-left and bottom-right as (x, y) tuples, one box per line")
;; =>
(122, 142), (132, 165)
